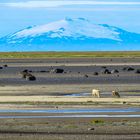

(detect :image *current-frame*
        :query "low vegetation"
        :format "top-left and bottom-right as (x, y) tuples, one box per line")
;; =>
(90, 120), (105, 124)
(0, 51), (140, 58)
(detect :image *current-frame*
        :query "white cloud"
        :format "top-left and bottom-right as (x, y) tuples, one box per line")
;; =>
(3, 1), (140, 8)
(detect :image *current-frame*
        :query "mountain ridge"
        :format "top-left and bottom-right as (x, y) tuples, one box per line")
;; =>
(0, 17), (140, 51)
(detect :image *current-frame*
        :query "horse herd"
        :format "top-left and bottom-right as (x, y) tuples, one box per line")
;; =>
(20, 69), (121, 98)
(92, 89), (120, 98)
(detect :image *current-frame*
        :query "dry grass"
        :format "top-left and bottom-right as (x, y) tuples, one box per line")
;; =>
(0, 51), (140, 58)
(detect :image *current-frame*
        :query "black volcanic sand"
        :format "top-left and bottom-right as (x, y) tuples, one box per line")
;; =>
(0, 58), (140, 139)
(0, 57), (140, 97)
(0, 58), (140, 85)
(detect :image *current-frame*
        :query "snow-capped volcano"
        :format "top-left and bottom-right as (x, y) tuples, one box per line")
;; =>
(11, 18), (121, 41)
(0, 17), (140, 51)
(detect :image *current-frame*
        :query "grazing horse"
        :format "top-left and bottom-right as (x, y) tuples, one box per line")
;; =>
(112, 91), (120, 98)
(92, 89), (100, 98)
(20, 71), (28, 78)
(20, 70), (36, 81)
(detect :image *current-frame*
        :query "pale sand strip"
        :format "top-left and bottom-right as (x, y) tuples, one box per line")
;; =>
(6, 63), (140, 67)
(0, 96), (139, 103)
(0, 84), (140, 95)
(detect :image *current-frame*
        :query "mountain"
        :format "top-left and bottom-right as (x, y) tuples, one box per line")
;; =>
(0, 17), (140, 51)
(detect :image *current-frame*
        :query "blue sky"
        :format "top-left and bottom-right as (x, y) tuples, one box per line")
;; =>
(0, 0), (140, 37)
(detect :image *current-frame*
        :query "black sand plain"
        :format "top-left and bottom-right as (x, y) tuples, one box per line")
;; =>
(0, 57), (139, 140)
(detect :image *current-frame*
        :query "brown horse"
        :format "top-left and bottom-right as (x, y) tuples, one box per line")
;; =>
(112, 91), (120, 98)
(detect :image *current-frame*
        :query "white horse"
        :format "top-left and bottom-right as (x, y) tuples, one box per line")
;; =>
(92, 89), (100, 98)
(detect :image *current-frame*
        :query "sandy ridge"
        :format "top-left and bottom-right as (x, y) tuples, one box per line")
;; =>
(0, 96), (139, 103)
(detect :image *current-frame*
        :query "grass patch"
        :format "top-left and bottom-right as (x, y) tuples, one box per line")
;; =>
(65, 125), (78, 129)
(90, 120), (105, 124)
(0, 51), (140, 58)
